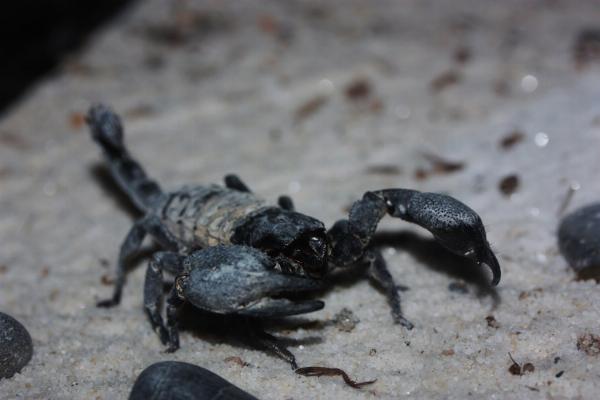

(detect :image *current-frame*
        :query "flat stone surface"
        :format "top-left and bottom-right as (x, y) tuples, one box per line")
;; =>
(1, 0), (600, 398)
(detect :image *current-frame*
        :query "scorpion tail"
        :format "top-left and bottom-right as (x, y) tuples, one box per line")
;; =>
(86, 104), (163, 212)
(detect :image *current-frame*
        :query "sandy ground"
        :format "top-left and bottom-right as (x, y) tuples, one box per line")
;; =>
(2, 1), (600, 398)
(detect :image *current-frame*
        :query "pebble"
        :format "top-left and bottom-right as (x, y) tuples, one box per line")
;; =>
(129, 361), (259, 400)
(558, 203), (600, 273)
(0, 312), (33, 379)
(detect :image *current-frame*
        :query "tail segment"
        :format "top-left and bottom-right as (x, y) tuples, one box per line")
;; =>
(86, 104), (163, 212)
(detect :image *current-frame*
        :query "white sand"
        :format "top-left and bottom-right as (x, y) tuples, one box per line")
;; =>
(2, 1), (600, 398)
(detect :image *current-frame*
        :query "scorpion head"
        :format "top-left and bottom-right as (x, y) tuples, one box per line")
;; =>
(231, 208), (329, 278)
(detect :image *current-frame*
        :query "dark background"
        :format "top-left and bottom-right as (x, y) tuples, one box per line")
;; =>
(0, 0), (135, 114)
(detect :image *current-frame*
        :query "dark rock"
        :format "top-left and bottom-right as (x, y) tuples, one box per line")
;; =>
(0, 312), (33, 379)
(129, 361), (258, 400)
(558, 203), (600, 275)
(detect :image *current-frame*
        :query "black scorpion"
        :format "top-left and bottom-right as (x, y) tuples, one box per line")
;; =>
(86, 104), (501, 368)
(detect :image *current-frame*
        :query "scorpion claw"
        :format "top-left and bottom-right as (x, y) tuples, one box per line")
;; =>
(240, 299), (325, 318)
(477, 245), (501, 286)
(375, 190), (502, 286)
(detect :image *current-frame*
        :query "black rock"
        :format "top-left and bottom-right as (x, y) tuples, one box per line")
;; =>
(0, 312), (33, 379)
(129, 361), (259, 400)
(558, 203), (600, 276)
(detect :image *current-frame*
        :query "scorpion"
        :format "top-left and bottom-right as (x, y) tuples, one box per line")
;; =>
(86, 104), (501, 368)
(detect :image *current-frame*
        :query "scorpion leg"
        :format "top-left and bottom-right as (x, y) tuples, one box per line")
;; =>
(246, 320), (298, 369)
(144, 215), (188, 253)
(143, 252), (185, 347)
(224, 174), (251, 192)
(364, 248), (413, 329)
(165, 286), (185, 352)
(97, 219), (147, 307)
(277, 195), (295, 211)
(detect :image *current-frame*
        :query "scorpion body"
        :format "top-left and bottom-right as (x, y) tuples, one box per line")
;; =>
(87, 104), (501, 367)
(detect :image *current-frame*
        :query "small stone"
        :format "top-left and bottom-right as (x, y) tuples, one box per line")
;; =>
(499, 174), (519, 196)
(0, 312), (33, 379)
(130, 361), (258, 400)
(333, 308), (360, 332)
(558, 203), (600, 275)
(577, 333), (600, 356)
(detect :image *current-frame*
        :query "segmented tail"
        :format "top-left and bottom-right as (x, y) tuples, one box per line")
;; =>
(86, 104), (163, 212)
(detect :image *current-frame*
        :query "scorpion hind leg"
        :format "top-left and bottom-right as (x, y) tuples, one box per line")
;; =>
(97, 219), (147, 308)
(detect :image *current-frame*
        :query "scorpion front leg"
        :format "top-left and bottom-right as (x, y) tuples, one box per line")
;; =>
(143, 252), (186, 350)
(328, 189), (501, 326)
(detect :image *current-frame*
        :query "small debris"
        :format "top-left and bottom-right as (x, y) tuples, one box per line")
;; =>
(518, 288), (543, 300)
(577, 333), (600, 355)
(369, 348), (377, 356)
(430, 70), (461, 92)
(499, 130), (525, 150)
(453, 46), (472, 64)
(0, 131), (30, 150)
(448, 281), (468, 294)
(555, 370), (564, 378)
(415, 152), (465, 180)
(423, 152), (465, 173)
(485, 315), (499, 329)
(508, 353), (534, 376)
(224, 356), (249, 367)
(0, 312), (33, 379)
(125, 104), (156, 119)
(573, 29), (600, 69)
(557, 181), (580, 216)
(508, 362), (521, 376)
(143, 9), (231, 46)
(554, 356), (561, 364)
(333, 308), (360, 332)
(526, 386), (540, 392)
(256, 14), (292, 43)
(522, 363), (535, 374)
(345, 78), (372, 100)
(257, 14), (279, 35)
(294, 95), (328, 122)
(39, 266), (50, 279)
(499, 174), (519, 196)
(369, 98), (384, 113)
(365, 164), (402, 176)
(101, 274), (114, 286)
(493, 79), (510, 97)
(441, 349), (455, 356)
(69, 112), (86, 130)
(295, 366), (376, 389)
